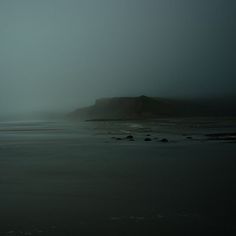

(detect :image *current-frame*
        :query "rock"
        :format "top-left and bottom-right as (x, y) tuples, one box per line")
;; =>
(186, 136), (193, 139)
(144, 138), (152, 141)
(111, 137), (122, 140)
(126, 135), (134, 139)
(146, 134), (151, 136)
(160, 138), (168, 143)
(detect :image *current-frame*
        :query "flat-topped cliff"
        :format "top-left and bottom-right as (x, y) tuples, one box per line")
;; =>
(69, 95), (236, 121)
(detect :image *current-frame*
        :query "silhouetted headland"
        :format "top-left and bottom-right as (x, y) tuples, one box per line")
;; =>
(69, 95), (236, 121)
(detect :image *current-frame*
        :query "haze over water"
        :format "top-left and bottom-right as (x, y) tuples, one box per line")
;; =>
(0, 0), (235, 116)
(0, 1), (236, 235)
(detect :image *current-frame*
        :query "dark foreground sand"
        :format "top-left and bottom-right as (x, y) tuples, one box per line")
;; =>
(0, 119), (236, 235)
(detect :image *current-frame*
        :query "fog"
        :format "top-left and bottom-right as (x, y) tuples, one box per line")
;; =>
(0, 0), (235, 115)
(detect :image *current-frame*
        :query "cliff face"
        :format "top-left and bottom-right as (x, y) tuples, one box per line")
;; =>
(69, 96), (182, 120)
(69, 96), (236, 121)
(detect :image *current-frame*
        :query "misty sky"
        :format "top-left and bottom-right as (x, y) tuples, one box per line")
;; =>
(0, 0), (235, 114)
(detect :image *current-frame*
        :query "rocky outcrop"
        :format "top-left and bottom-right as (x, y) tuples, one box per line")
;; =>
(69, 95), (236, 121)
(69, 96), (181, 120)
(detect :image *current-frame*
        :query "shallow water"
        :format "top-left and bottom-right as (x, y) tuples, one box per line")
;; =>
(0, 118), (236, 235)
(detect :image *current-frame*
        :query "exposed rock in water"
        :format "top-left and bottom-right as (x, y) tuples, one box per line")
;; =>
(126, 135), (134, 139)
(144, 138), (152, 141)
(160, 138), (168, 143)
(115, 137), (122, 141)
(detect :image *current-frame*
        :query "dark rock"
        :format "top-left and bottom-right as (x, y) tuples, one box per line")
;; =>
(116, 138), (122, 140)
(186, 136), (193, 139)
(144, 138), (152, 141)
(146, 134), (151, 136)
(126, 135), (134, 139)
(160, 138), (168, 143)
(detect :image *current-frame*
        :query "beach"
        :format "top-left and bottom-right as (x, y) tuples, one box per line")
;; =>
(0, 118), (236, 235)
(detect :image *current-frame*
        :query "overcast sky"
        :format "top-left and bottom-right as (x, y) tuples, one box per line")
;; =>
(0, 0), (235, 114)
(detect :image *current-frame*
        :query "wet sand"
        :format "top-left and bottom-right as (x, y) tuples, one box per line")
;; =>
(0, 119), (236, 235)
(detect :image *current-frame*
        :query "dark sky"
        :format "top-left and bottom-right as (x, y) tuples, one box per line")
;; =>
(0, 0), (235, 114)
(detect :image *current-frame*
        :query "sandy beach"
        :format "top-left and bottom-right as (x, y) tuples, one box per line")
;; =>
(0, 118), (236, 235)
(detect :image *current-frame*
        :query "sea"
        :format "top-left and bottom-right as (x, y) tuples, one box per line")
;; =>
(0, 117), (236, 235)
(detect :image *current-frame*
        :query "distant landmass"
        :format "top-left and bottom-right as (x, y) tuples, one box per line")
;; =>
(69, 95), (236, 121)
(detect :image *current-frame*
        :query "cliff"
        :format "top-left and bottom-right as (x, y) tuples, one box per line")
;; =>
(69, 96), (188, 120)
(69, 96), (236, 121)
